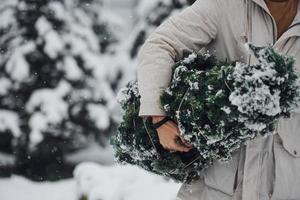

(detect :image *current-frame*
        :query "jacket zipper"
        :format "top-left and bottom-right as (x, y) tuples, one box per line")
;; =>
(271, 21), (276, 45)
(268, 14), (277, 45)
(250, 0), (300, 45)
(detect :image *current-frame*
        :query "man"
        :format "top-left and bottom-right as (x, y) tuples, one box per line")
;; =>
(137, 0), (300, 199)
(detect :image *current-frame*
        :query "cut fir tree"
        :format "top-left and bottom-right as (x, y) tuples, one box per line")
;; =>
(111, 44), (300, 183)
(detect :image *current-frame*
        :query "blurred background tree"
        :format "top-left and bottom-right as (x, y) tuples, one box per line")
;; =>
(129, 0), (196, 58)
(0, 0), (124, 181)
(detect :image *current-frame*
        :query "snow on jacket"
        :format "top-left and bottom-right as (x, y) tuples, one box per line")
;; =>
(136, 0), (300, 199)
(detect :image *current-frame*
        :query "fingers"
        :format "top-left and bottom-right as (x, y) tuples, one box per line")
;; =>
(173, 142), (191, 152)
(162, 141), (191, 152)
(159, 121), (180, 135)
(163, 121), (193, 148)
(160, 135), (192, 153)
(156, 120), (193, 152)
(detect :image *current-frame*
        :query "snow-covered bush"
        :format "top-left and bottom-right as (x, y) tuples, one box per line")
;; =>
(0, 0), (123, 180)
(74, 163), (180, 200)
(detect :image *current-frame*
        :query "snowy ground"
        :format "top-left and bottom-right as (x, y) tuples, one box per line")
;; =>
(74, 163), (181, 200)
(0, 163), (181, 200)
(0, 176), (77, 200)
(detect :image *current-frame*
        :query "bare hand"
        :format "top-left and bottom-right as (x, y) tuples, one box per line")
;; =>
(152, 116), (192, 152)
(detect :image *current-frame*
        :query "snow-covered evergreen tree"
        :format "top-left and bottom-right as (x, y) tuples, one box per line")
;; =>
(0, 0), (122, 180)
(77, 0), (120, 53)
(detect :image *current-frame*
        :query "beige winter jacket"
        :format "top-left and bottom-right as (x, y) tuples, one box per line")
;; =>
(136, 0), (300, 199)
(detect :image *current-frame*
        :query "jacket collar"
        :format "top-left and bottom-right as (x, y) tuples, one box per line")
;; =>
(250, 0), (300, 25)
(251, 0), (270, 14)
(250, 0), (300, 43)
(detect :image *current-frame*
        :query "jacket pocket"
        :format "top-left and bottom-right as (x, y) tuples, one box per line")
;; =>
(202, 148), (241, 196)
(272, 133), (300, 199)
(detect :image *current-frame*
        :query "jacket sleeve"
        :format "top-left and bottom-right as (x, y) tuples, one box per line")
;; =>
(137, 0), (220, 117)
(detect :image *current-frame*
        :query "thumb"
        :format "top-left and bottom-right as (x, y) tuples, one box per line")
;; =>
(178, 135), (193, 148)
(174, 126), (192, 148)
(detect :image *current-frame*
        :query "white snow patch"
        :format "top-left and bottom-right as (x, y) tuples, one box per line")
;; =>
(0, 176), (77, 200)
(44, 31), (65, 59)
(0, 9), (15, 29)
(0, 77), (12, 95)
(36, 17), (64, 59)
(87, 104), (110, 130)
(183, 52), (197, 64)
(0, 110), (21, 138)
(62, 56), (83, 81)
(48, 1), (65, 20)
(35, 17), (52, 35)
(26, 81), (71, 144)
(221, 106), (231, 114)
(74, 163), (181, 200)
(5, 51), (30, 82)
